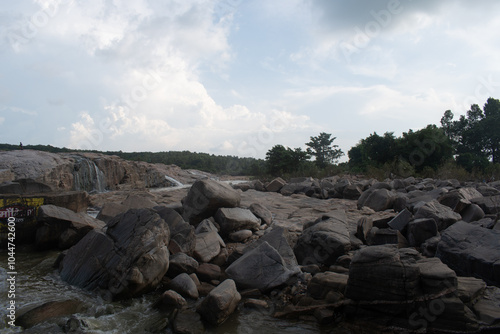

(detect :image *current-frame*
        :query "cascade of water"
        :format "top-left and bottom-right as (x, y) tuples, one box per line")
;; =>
(72, 156), (107, 193)
(164, 175), (183, 187)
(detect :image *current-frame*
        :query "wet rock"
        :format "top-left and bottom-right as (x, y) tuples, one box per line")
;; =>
(294, 211), (351, 266)
(407, 218), (438, 247)
(182, 179), (241, 225)
(215, 207), (260, 236)
(16, 299), (85, 329)
(226, 241), (299, 291)
(156, 290), (187, 310)
(197, 279), (241, 326)
(59, 209), (170, 299)
(36, 204), (105, 250)
(167, 253), (199, 278)
(169, 273), (199, 299)
(414, 200), (462, 231)
(266, 177), (286, 192)
(173, 309), (205, 334)
(436, 221), (500, 287)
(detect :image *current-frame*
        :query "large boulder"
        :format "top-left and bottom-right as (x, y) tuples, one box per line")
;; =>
(249, 203), (273, 225)
(471, 195), (500, 215)
(36, 205), (105, 250)
(194, 230), (222, 263)
(226, 241), (299, 291)
(96, 202), (128, 223)
(266, 177), (286, 192)
(155, 207), (195, 256)
(307, 271), (348, 299)
(167, 253), (199, 278)
(357, 188), (395, 212)
(197, 279), (241, 326)
(169, 273), (199, 299)
(406, 218), (438, 247)
(436, 221), (500, 287)
(214, 207), (260, 236)
(59, 209), (170, 299)
(414, 200), (462, 231)
(439, 187), (483, 213)
(182, 179), (241, 225)
(294, 211), (351, 266)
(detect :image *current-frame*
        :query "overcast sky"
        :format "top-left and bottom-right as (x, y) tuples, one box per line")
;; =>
(1, 0), (499, 160)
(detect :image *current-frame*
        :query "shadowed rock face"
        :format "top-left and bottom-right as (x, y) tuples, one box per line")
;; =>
(59, 209), (170, 300)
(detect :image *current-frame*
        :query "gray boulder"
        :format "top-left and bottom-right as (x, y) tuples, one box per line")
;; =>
(36, 205), (105, 250)
(194, 230), (222, 263)
(226, 241), (299, 291)
(407, 218), (438, 247)
(414, 200), (462, 231)
(307, 271), (348, 299)
(182, 179), (241, 225)
(438, 187), (483, 213)
(342, 184), (363, 200)
(357, 188), (395, 212)
(96, 202), (127, 223)
(197, 279), (241, 326)
(167, 253), (199, 278)
(356, 217), (373, 244)
(266, 177), (286, 192)
(59, 209), (170, 300)
(215, 207), (260, 236)
(471, 195), (500, 214)
(436, 221), (500, 287)
(249, 203), (273, 225)
(169, 273), (199, 299)
(461, 204), (485, 223)
(155, 207), (195, 256)
(229, 229), (253, 242)
(294, 211), (351, 266)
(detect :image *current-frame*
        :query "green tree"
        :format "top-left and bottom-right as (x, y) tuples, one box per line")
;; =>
(265, 145), (309, 175)
(482, 97), (500, 163)
(347, 132), (396, 171)
(306, 132), (344, 168)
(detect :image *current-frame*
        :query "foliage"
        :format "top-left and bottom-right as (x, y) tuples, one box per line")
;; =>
(265, 145), (309, 175)
(306, 132), (344, 168)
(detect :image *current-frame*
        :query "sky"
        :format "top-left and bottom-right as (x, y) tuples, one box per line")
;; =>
(1, 0), (500, 161)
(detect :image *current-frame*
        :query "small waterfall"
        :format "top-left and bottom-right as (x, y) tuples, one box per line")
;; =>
(73, 156), (107, 193)
(164, 175), (183, 187)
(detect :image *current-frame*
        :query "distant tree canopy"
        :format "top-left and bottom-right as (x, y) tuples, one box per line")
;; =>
(265, 145), (309, 175)
(306, 132), (344, 168)
(441, 97), (500, 170)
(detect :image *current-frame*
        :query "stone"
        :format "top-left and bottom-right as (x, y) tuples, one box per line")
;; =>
(182, 179), (241, 225)
(173, 309), (205, 334)
(308, 271), (348, 299)
(0, 178), (53, 194)
(196, 263), (221, 282)
(342, 184), (363, 200)
(461, 204), (485, 222)
(471, 195), (500, 214)
(417, 257), (457, 296)
(249, 203), (273, 225)
(387, 209), (412, 231)
(155, 207), (195, 256)
(193, 230), (222, 263)
(355, 217), (373, 244)
(421, 235), (441, 257)
(215, 207), (260, 236)
(167, 253), (199, 278)
(457, 277), (486, 304)
(197, 279), (241, 326)
(16, 299), (85, 329)
(169, 273), (199, 299)
(366, 227), (400, 246)
(472, 287), (500, 326)
(96, 202), (128, 223)
(406, 218), (438, 247)
(294, 213), (351, 266)
(36, 205), (105, 250)
(226, 241), (299, 291)
(266, 177), (286, 192)
(229, 229), (253, 242)
(345, 245), (421, 302)
(439, 187), (483, 213)
(314, 308), (335, 325)
(358, 188), (395, 212)
(156, 290), (187, 310)
(477, 185), (500, 196)
(59, 209), (170, 299)
(436, 221), (500, 287)
(122, 194), (158, 209)
(414, 200), (462, 231)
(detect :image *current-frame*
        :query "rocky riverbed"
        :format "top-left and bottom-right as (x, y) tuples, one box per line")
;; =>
(1, 150), (500, 333)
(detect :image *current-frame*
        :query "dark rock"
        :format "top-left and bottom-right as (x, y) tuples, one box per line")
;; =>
(169, 273), (199, 299)
(342, 184), (363, 200)
(294, 212), (351, 266)
(229, 229), (253, 242)
(477, 185), (500, 197)
(457, 277), (486, 304)
(471, 195), (500, 214)
(356, 217), (372, 244)
(249, 203), (273, 225)
(193, 230), (222, 263)
(122, 193), (158, 209)
(438, 187), (483, 213)
(167, 253), (199, 278)
(366, 227), (402, 246)
(461, 204), (485, 222)
(197, 279), (241, 326)
(308, 271), (348, 299)
(16, 299), (85, 329)
(196, 263), (221, 282)
(436, 221), (500, 286)
(414, 200), (462, 231)
(156, 290), (187, 310)
(215, 207), (260, 236)
(266, 177), (286, 192)
(358, 188), (395, 212)
(96, 202), (127, 223)
(173, 309), (205, 334)
(59, 209), (170, 299)
(470, 217), (496, 229)
(36, 204), (105, 250)
(417, 257), (457, 296)
(182, 179), (241, 225)
(472, 287), (500, 326)
(407, 218), (438, 247)
(421, 235), (441, 257)
(155, 207), (195, 256)
(226, 241), (299, 291)
(0, 178), (53, 194)
(387, 208), (412, 231)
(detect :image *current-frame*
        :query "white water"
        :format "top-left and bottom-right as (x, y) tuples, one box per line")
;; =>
(164, 175), (184, 187)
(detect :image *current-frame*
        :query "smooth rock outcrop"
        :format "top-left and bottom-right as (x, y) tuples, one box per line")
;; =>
(182, 179), (241, 225)
(59, 209), (170, 299)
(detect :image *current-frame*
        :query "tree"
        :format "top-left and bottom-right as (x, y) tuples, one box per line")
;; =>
(265, 145), (309, 175)
(482, 97), (500, 163)
(306, 132), (344, 168)
(347, 132), (396, 170)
